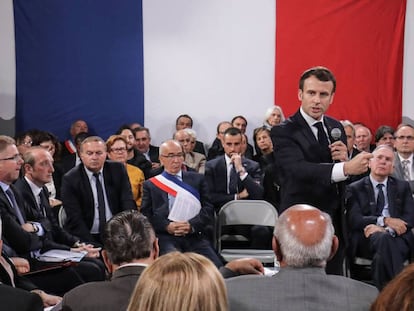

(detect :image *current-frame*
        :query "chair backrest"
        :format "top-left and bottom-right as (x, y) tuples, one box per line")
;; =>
(218, 200), (278, 227)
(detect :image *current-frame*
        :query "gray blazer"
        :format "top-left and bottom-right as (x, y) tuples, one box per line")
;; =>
(60, 265), (146, 311)
(392, 153), (414, 194)
(226, 267), (378, 311)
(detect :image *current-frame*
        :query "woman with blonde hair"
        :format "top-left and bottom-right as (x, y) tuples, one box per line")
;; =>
(127, 252), (228, 311)
(106, 135), (144, 209)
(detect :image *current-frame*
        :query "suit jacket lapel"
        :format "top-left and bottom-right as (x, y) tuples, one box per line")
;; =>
(363, 178), (377, 215)
(292, 111), (317, 146)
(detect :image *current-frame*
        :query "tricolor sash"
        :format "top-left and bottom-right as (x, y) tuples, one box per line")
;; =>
(149, 172), (201, 222)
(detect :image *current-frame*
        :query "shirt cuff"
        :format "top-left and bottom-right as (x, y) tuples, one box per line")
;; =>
(332, 162), (347, 182)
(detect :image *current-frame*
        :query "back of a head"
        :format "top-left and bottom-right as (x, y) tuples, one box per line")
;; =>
(371, 263), (414, 311)
(274, 204), (334, 268)
(127, 252), (228, 311)
(103, 210), (155, 265)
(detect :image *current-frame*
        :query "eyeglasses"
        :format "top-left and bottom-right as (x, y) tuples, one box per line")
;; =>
(395, 136), (414, 141)
(110, 147), (127, 153)
(0, 154), (23, 162)
(160, 153), (184, 159)
(20, 140), (32, 146)
(178, 139), (192, 143)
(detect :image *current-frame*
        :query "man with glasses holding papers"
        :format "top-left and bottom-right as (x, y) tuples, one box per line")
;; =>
(141, 140), (222, 267)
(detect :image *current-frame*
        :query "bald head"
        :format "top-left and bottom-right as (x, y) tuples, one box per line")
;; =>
(274, 204), (337, 268)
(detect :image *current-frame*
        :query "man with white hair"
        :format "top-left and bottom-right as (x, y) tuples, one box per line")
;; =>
(226, 204), (378, 311)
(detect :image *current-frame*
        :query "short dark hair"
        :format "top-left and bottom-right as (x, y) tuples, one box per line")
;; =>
(299, 66), (336, 93)
(231, 115), (248, 126)
(224, 127), (242, 137)
(375, 125), (395, 143)
(103, 210), (155, 265)
(176, 114), (193, 127)
(115, 124), (132, 135)
(132, 126), (150, 137)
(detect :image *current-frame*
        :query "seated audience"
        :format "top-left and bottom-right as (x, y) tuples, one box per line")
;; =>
(231, 115), (254, 159)
(141, 140), (222, 267)
(60, 131), (90, 174)
(30, 130), (63, 200)
(340, 120), (360, 159)
(106, 135), (145, 209)
(0, 216), (61, 308)
(392, 123), (414, 195)
(263, 106), (285, 129)
(116, 125), (152, 179)
(225, 204), (378, 311)
(205, 127), (263, 212)
(175, 114), (206, 155)
(207, 121), (232, 160)
(133, 127), (160, 169)
(174, 129), (206, 174)
(127, 252), (228, 311)
(61, 136), (136, 245)
(253, 127), (280, 210)
(347, 145), (414, 289)
(57, 210), (264, 311)
(58, 211), (158, 311)
(370, 263), (414, 311)
(61, 120), (88, 157)
(0, 136), (89, 295)
(15, 131), (33, 157)
(14, 146), (105, 282)
(374, 125), (395, 147)
(355, 124), (375, 152)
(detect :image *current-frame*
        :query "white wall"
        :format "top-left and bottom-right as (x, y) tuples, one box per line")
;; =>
(403, 0), (414, 124)
(143, 0), (276, 146)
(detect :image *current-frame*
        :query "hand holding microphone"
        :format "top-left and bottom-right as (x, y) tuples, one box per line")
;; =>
(329, 128), (348, 162)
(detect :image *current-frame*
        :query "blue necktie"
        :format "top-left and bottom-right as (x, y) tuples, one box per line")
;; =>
(376, 184), (385, 216)
(5, 188), (25, 225)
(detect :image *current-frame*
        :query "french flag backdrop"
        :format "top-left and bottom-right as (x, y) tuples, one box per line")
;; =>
(0, 0), (413, 146)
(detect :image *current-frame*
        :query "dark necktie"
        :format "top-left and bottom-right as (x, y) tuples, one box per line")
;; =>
(93, 173), (107, 234)
(376, 184), (385, 215)
(402, 160), (411, 181)
(5, 188), (25, 225)
(38, 190), (47, 217)
(313, 122), (330, 149)
(228, 165), (238, 194)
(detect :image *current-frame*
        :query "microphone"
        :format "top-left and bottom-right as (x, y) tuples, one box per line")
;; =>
(330, 128), (342, 163)
(330, 128), (342, 142)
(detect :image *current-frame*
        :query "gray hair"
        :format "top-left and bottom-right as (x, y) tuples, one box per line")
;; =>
(274, 210), (334, 267)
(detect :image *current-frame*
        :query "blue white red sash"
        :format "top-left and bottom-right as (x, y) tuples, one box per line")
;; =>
(149, 172), (201, 221)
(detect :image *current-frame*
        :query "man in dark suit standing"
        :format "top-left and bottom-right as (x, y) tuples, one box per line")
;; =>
(61, 136), (136, 245)
(271, 66), (372, 274)
(141, 140), (222, 267)
(347, 145), (414, 289)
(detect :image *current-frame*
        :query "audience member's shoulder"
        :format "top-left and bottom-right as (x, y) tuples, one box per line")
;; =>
(206, 154), (224, 166)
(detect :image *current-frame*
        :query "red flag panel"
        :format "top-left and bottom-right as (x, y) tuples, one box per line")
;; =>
(275, 0), (406, 134)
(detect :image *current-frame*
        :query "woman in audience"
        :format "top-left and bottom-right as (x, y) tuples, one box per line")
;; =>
(371, 263), (414, 311)
(263, 105), (285, 129)
(106, 135), (144, 209)
(253, 126), (280, 211)
(127, 252), (228, 311)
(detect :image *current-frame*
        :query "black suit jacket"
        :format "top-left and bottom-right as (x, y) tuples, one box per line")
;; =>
(61, 161), (136, 242)
(61, 265), (145, 311)
(0, 185), (42, 256)
(14, 178), (78, 251)
(271, 110), (347, 219)
(0, 284), (43, 311)
(205, 156), (263, 211)
(141, 171), (214, 235)
(347, 176), (414, 256)
(148, 145), (160, 163)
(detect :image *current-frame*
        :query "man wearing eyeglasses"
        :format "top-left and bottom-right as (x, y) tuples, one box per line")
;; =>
(392, 124), (414, 195)
(141, 139), (222, 267)
(61, 136), (136, 245)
